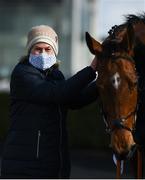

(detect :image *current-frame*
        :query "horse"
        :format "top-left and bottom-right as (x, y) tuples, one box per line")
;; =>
(85, 14), (145, 178)
(106, 14), (145, 86)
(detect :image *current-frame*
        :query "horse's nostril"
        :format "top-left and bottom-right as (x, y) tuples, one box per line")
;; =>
(112, 144), (137, 160)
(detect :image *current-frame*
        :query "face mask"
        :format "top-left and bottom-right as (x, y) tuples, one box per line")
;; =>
(29, 52), (57, 70)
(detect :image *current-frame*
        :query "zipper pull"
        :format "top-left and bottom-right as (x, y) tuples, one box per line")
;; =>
(36, 130), (41, 158)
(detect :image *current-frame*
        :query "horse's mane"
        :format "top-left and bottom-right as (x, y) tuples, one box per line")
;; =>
(107, 13), (145, 37)
(104, 13), (145, 83)
(125, 13), (145, 24)
(125, 13), (145, 84)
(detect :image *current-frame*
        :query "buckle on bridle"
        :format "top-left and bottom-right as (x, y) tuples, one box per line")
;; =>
(112, 119), (133, 132)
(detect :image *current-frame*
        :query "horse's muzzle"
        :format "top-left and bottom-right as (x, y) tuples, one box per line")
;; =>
(114, 144), (137, 160)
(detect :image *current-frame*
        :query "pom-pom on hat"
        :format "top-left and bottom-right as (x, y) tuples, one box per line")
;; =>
(26, 25), (58, 55)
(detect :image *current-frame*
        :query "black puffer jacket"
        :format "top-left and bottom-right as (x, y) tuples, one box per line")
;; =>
(1, 61), (98, 178)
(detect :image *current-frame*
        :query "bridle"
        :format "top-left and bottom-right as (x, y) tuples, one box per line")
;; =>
(102, 106), (137, 134)
(100, 53), (138, 135)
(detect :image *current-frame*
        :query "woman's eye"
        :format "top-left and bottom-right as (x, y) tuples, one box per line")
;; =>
(45, 48), (51, 52)
(35, 48), (41, 52)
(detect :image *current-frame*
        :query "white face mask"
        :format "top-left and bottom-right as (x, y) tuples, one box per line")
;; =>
(29, 52), (57, 70)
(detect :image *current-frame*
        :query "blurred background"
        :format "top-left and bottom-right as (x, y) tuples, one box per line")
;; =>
(0, 0), (145, 178)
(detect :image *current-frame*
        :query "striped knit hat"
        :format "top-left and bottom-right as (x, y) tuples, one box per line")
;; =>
(26, 25), (58, 55)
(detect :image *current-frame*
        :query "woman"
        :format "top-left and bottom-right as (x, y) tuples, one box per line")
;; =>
(1, 25), (99, 178)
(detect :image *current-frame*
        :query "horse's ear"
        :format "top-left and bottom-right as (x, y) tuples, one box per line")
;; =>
(121, 24), (135, 54)
(85, 32), (102, 55)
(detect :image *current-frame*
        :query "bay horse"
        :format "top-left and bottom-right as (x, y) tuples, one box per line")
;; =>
(86, 13), (145, 178)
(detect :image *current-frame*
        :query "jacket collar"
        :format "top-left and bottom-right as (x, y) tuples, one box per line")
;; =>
(19, 61), (64, 80)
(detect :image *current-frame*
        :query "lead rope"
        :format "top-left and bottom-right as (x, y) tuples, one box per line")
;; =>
(116, 159), (121, 179)
(115, 146), (143, 179)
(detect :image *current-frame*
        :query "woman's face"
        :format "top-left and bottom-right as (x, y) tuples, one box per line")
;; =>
(30, 42), (55, 55)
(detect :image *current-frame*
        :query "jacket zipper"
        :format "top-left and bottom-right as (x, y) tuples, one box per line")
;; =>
(36, 130), (41, 159)
(58, 106), (63, 177)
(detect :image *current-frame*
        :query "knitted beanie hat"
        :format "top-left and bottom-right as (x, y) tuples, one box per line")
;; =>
(26, 25), (58, 55)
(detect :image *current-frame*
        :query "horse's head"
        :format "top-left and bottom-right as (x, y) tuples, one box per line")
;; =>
(86, 24), (138, 160)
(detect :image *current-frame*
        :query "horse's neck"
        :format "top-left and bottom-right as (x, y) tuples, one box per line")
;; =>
(134, 42), (145, 78)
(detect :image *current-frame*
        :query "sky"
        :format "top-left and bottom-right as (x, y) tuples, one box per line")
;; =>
(97, 0), (145, 40)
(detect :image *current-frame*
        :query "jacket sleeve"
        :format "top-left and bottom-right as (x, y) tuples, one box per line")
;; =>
(68, 81), (99, 109)
(10, 64), (96, 105)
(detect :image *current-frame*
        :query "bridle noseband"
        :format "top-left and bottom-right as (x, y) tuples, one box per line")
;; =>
(102, 107), (137, 134)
